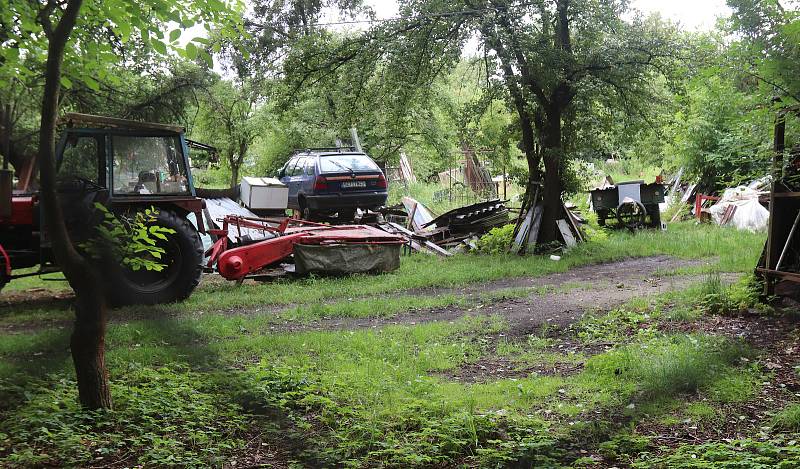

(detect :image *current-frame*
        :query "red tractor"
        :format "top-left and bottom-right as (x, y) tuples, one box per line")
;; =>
(0, 113), (205, 305)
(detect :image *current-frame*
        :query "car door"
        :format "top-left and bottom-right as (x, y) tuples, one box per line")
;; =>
(300, 157), (317, 197)
(279, 157), (298, 208)
(286, 157), (306, 209)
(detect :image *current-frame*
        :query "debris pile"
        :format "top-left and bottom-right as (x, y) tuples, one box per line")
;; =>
(512, 184), (584, 254)
(706, 186), (770, 232)
(380, 197), (511, 253)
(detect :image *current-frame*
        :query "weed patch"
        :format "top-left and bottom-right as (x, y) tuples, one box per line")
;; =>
(634, 437), (800, 468)
(0, 366), (248, 467)
(586, 335), (752, 400)
(772, 403), (800, 432)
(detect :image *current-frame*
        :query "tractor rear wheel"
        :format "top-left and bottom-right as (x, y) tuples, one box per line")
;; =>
(106, 209), (203, 306)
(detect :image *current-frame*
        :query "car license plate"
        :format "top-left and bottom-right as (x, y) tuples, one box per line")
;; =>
(342, 181), (366, 188)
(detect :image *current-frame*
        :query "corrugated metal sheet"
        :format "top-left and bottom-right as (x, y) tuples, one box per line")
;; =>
(204, 197), (275, 242)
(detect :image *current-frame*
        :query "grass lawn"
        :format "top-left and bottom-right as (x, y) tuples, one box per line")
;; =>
(5, 222), (800, 467)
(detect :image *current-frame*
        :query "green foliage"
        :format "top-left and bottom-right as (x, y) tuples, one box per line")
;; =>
(699, 274), (766, 316)
(190, 79), (262, 187)
(240, 363), (563, 467)
(586, 335), (752, 399)
(1, 0), (242, 93)
(598, 433), (651, 464)
(666, 72), (773, 191)
(576, 307), (657, 344)
(476, 224), (516, 255)
(0, 366), (248, 467)
(80, 204), (175, 272)
(772, 403), (800, 432)
(635, 437), (800, 468)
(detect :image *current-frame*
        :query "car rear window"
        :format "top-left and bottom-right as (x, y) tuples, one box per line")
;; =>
(319, 154), (379, 173)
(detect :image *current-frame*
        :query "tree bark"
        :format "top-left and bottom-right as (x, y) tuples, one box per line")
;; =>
(538, 104), (564, 244)
(229, 154), (240, 189)
(37, 0), (113, 409)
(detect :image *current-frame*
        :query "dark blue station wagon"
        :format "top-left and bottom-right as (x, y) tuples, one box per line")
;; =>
(277, 148), (388, 220)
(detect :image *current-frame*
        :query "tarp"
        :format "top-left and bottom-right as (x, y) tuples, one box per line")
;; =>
(707, 186), (769, 232)
(293, 243), (401, 275)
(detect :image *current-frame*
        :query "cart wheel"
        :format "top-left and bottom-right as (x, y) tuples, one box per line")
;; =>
(616, 201), (647, 231)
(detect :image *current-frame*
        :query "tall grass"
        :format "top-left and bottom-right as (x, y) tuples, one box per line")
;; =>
(586, 335), (752, 399)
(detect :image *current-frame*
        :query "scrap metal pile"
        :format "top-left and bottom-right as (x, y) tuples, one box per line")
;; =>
(380, 197), (512, 253)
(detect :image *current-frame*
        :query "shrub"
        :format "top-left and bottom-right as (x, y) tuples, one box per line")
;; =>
(476, 224), (516, 255)
(699, 274), (766, 316)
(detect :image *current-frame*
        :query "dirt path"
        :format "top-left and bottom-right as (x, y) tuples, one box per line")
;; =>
(263, 256), (736, 334)
(1, 256), (729, 334)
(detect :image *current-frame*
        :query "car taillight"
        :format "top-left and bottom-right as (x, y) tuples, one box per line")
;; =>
(313, 176), (328, 190)
(376, 175), (387, 189)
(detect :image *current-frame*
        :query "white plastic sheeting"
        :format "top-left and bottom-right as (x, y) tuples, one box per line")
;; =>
(204, 197), (276, 242)
(707, 186), (769, 232)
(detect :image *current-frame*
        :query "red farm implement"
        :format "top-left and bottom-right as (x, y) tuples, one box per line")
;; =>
(206, 216), (406, 281)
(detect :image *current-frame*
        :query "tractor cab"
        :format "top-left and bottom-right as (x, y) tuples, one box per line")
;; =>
(0, 113), (206, 305)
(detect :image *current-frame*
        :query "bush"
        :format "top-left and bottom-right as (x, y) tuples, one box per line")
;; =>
(634, 438), (800, 468)
(476, 224), (516, 255)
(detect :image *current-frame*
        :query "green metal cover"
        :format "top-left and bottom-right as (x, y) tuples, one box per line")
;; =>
(294, 243), (402, 275)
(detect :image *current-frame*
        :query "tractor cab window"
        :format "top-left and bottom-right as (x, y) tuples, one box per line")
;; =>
(112, 135), (189, 195)
(58, 135), (100, 184)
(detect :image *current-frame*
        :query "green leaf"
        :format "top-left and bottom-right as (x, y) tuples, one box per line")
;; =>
(60, 76), (73, 89)
(185, 42), (198, 60)
(198, 48), (213, 68)
(169, 29), (181, 43)
(152, 39), (168, 55)
(83, 76), (100, 91)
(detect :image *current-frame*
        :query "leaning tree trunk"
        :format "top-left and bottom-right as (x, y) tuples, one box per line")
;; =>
(37, 0), (113, 409)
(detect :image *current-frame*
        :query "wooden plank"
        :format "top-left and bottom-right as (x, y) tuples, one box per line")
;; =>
(526, 205), (544, 251)
(563, 202), (584, 242)
(756, 268), (800, 284)
(386, 222), (451, 256)
(512, 207), (534, 254)
(557, 219), (577, 248)
(406, 202), (418, 231)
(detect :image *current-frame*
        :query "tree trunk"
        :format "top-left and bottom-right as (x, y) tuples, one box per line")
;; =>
(229, 157), (240, 189)
(71, 292), (112, 409)
(37, 0), (113, 409)
(538, 105), (564, 244)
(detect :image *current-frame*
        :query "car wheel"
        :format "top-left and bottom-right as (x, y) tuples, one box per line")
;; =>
(301, 204), (317, 221)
